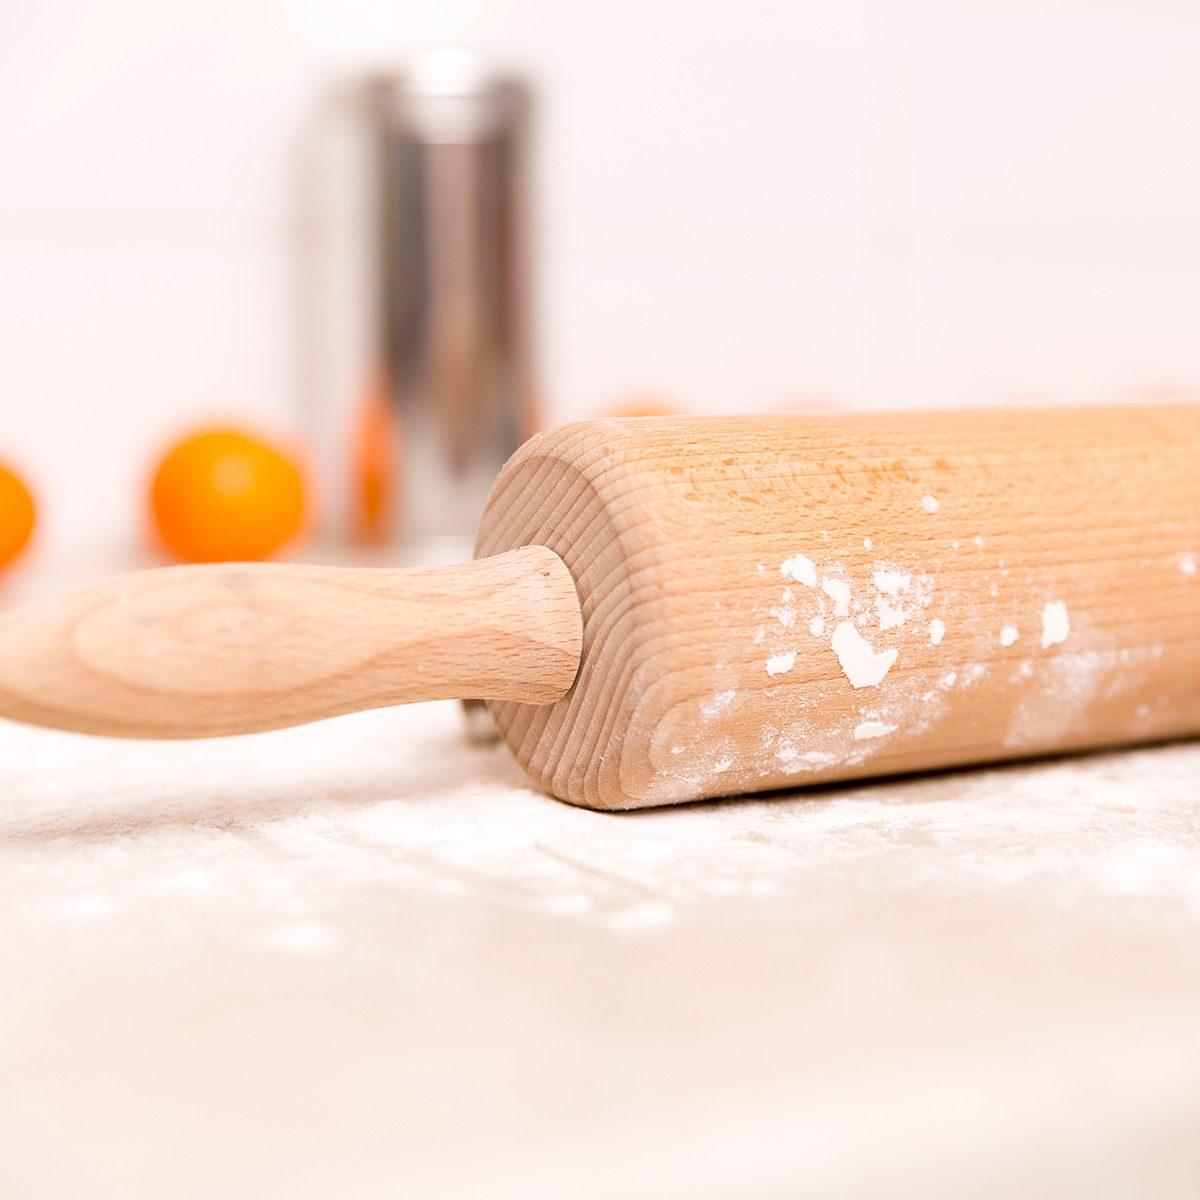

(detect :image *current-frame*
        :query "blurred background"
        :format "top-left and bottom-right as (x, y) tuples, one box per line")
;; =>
(2, 0), (1199, 563)
(4, 9), (1200, 1196)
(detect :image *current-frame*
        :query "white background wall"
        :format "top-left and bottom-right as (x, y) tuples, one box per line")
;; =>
(2, 0), (1199, 551)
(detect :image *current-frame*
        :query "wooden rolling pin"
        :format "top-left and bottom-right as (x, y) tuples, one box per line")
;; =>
(1, 407), (1197, 809)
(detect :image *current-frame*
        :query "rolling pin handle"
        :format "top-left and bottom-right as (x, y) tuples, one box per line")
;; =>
(0, 546), (583, 739)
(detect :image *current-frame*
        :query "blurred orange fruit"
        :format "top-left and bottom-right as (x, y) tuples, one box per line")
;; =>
(352, 370), (396, 543)
(150, 428), (308, 563)
(0, 461), (36, 572)
(603, 396), (682, 419)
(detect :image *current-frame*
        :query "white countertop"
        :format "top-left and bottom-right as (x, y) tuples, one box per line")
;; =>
(2, 550), (1199, 1197)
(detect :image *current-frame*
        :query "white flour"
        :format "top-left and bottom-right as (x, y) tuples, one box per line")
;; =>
(854, 721), (898, 741)
(3, 701), (1200, 948)
(831, 621), (899, 689)
(821, 577), (851, 617)
(1041, 601), (1071, 649)
(780, 554), (817, 587)
(700, 690), (737, 720)
(872, 570), (910, 596)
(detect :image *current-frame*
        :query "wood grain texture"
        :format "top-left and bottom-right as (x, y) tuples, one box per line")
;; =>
(0, 546), (582, 738)
(475, 407), (1200, 810)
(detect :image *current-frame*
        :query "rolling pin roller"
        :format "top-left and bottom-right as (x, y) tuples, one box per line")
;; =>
(0, 407), (1196, 810)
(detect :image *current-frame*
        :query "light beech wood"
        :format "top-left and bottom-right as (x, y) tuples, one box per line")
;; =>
(1, 407), (1197, 809)
(476, 407), (1200, 809)
(0, 546), (582, 738)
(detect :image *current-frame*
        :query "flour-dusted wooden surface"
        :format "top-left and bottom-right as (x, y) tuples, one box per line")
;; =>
(2, 691), (1200, 1198)
(478, 408), (1200, 809)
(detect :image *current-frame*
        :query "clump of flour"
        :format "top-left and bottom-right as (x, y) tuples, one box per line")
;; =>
(872, 569), (910, 596)
(854, 720), (897, 740)
(822, 576), (851, 617)
(766, 651), (796, 677)
(1041, 601), (1070, 649)
(866, 564), (933, 635)
(831, 622), (898, 689)
(775, 746), (838, 773)
(780, 554), (817, 586)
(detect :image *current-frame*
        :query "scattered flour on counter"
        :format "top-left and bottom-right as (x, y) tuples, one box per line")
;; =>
(941, 671), (958, 688)
(922, 495), (940, 513)
(781, 554), (817, 586)
(854, 720), (898, 740)
(863, 537), (873, 550)
(822, 577), (852, 616)
(1000, 626), (1019, 647)
(1041, 601), (1070, 649)
(261, 920), (338, 955)
(752, 627), (766, 645)
(1182, 555), (1197, 576)
(929, 619), (946, 646)
(809, 615), (825, 637)
(608, 902), (675, 933)
(831, 621), (898, 689)
(766, 651), (797, 677)
(55, 893), (121, 923)
(973, 536), (984, 547)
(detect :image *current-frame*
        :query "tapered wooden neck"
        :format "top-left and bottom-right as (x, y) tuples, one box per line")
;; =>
(0, 545), (582, 739)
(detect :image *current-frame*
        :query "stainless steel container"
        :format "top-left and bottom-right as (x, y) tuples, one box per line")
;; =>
(302, 51), (535, 545)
